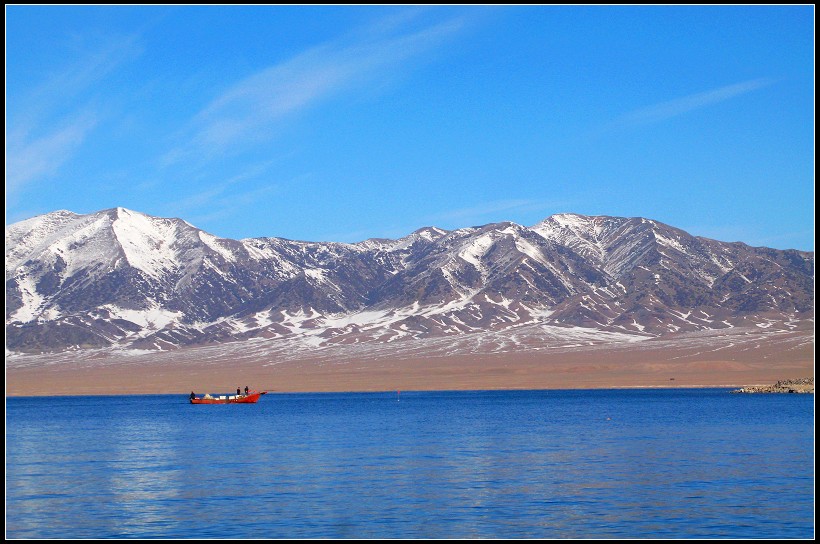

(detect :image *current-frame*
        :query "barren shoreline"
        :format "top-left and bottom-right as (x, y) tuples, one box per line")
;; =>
(6, 383), (793, 398)
(6, 327), (813, 397)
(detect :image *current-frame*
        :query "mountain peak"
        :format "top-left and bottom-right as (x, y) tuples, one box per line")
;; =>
(411, 226), (449, 241)
(102, 206), (152, 221)
(548, 211), (593, 222)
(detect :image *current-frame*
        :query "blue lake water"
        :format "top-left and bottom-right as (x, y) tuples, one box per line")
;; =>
(5, 389), (814, 539)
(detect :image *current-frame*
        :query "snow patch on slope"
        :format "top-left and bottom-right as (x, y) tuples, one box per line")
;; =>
(8, 275), (46, 323)
(458, 232), (495, 269)
(199, 231), (236, 262)
(111, 208), (180, 279)
(102, 304), (183, 331)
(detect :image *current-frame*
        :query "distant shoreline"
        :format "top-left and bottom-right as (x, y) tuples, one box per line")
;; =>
(6, 327), (813, 397)
(731, 377), (814, 394)
(6, 383), (813, 399)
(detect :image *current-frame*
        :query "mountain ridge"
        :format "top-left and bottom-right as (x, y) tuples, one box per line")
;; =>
(6, 207), (814, 354)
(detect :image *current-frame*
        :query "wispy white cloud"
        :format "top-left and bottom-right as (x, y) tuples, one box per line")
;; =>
(167, 160), (280, 215)
(11, 35), (142, 133)
(604, 78), (774, 131)
(6, 112), (99, 196)
(185, 184), (282, 230)
(6, 34), (143, 201)
(162, 13), (468, 167)
(164, 165), (316, 233)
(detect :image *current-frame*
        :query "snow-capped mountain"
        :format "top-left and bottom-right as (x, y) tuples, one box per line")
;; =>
(5, 208), (814, 353)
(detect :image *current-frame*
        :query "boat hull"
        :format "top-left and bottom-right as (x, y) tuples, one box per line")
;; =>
(190, 391), (267, 404)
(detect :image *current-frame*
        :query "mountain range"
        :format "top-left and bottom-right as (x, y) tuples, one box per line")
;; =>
(5, 207), (814, 354)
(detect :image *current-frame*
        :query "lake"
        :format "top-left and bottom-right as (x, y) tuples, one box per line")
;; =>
(5, 389), (814, 538)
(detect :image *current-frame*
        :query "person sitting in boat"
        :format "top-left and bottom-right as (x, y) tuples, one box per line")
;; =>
(190, 391), (196, 400)
(244, 386), (249, 395)
(237, 387), (241, 397)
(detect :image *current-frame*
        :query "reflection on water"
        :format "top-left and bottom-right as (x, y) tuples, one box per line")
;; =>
(6, 390), (814, 538)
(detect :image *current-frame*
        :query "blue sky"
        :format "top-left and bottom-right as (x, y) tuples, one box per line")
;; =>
(5, 5), (814, 250)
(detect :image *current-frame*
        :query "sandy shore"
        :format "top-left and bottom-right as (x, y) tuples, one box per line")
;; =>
(6, 327), (813, 397)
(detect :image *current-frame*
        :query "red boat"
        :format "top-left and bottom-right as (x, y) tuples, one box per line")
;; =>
(190, 390), (267, 404)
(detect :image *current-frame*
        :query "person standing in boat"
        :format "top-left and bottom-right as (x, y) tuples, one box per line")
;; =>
(244, 386), (249, 396)
(236, 387), (241, 397)
(190, 391), (196, 400)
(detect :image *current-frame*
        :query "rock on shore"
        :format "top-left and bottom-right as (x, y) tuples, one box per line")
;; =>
(732, 377), (814, 394)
